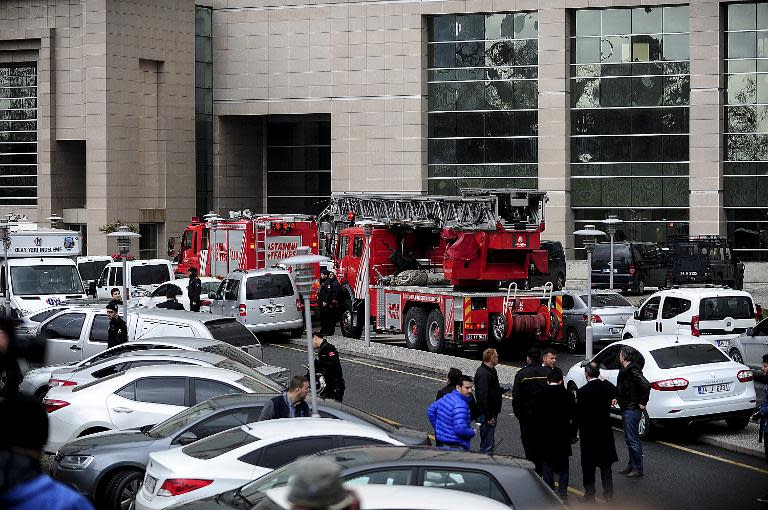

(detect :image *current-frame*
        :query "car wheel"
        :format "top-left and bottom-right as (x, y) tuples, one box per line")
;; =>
(555, 273), (566, 291)
(725, 414), (750, 430)
(33, 386), (48, 402)
(635, 277), (645, 295)
(102, 470), (143, 510)
(426, 309), (446, 354)
(566, 329), (582, 353)
(637, 410), (654, 440)
(340, 300), (362, 339)
(729, 348), (744, 365)
(403, 307), (428, 350)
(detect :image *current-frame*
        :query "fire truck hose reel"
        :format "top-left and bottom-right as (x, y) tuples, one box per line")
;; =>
(504, 307), (550, 337)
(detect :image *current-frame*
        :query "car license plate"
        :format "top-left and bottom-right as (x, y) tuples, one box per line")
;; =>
(465, 334), (487, 341)
(609, 327), (620, 335)
(143, 474), (157, 494)
(698, 383), (730, 395)
(716, 340), (729, 348)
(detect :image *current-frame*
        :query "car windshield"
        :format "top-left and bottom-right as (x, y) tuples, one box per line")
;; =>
(202, 281), (220, 294)
(245, 274), (294, 300)
(592, 244), (631, 262)
(148, 399), (218, 438)
(78, 260), (111, 281)
(181, 427), (258, 459)
(11, 265), (84, 295)
(240, 462), (297, 502)
(214, 359), (281, 392)
(29, 307), (64, 323)
(131, 265), (171, 286)
(699, 297), (754, 321)
(579, 294), (633, 307)
(205, 319), (259, 346)
(651, 344), (730, 369)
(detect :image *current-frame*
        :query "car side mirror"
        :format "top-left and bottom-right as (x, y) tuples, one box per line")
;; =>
(634, 310), (640, 320)
(579, 359), (590, 368)
(746, 327), (754, 337)
(175, 431), (198, 445)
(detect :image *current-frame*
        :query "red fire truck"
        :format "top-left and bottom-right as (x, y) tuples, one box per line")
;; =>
(318, 189), (564, 353)
(172, 212), (320, 279)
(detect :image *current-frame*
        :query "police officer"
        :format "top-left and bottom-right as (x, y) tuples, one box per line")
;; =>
(106, 303), (128, 348)
(318, 269), (340, 336)
(187, 267), (202, 312)
(312, 333), (345, 402)
(156, 288), (185, 310)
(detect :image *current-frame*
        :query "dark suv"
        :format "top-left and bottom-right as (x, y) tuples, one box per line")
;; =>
(529, 240), (567, 290)
(591, 242), (667, 294)
(665, 236), (744, 290)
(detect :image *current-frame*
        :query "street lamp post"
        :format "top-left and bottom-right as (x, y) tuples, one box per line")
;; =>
(106, 226), (141, 309)
(46, 214), (63, 229)
(603, 215), (623, 291)
(0, 222), (10, 317)
(574, 224), (606, 359)
(282, 247), (329, 417)
(357, 221), (374, 348)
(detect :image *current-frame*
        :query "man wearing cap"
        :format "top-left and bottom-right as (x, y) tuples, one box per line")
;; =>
(283, 457), (360, 510)
(0, 398), (95, 510)
(106, 303), (128, 348)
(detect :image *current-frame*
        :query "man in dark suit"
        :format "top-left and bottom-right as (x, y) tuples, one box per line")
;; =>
(576, 361), (619, 503)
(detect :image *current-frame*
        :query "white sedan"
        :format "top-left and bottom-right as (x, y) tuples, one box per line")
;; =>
(565, 336), (757, 439)
(135, 418), (404, 510)
(43, 364), (277, 453)
(136, 277), (221, 312)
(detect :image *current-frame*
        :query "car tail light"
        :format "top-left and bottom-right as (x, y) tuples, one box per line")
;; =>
(201, 299), (211, 306)
(651, 378), (689, 391)
(48, 379), (77, 388)
(737, 370), (753, 383)
(238, 304), (247, 317)
(157, 479), (213, 497)
(628, 264), (636, 276)
(756, 304), (763, 321)
(690, 315), (700, 337)
(43, 399), (70, 413)
(592, 314), (602, 323)
(296, 298), (304, 311)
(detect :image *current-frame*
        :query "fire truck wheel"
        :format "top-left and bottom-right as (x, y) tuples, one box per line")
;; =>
(341, 300), (363, 339)
(404, 307), (428, 350)
(489, 314), (505, 344)
(566, 328), (583, 353)
(426, 309), (446, 354)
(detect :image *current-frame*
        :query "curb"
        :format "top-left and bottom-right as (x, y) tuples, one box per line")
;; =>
(290, 336), (766, 460)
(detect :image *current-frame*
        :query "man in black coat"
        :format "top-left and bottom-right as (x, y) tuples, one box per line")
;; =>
(312, 333), (345, 401)
(615, 345), (651, 478)
(187, 267), (202, 312)
(318, 270), (341, 336)
(106, 304), (128, 349)
(474, 348), (508, 453)
(576, 362), (618, 502)
(156, 288), (185, 310)
(512, 347), (550, 475)
(533, 368), (576, 503)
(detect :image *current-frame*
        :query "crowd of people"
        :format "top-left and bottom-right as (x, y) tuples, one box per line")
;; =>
(428, 345), (657, 503)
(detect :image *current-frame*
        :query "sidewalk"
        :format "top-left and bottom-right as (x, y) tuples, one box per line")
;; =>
(291, 334), (765, 459)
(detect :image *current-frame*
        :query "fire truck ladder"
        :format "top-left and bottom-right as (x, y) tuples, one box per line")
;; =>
(319, 189), (547, 231)
(254, 221), (268, 269)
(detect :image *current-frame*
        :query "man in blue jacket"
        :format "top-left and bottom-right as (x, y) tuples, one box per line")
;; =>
(756, 353), (768, 504)
(427, 375), (476, 450)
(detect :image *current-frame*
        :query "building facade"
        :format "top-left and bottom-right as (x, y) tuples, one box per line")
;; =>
(1, 0), (766, 259)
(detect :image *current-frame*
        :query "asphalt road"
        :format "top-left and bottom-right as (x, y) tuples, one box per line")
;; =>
(261, 343), (768, 510)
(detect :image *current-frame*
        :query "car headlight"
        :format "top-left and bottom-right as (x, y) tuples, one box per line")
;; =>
(58, 455), (94, 470)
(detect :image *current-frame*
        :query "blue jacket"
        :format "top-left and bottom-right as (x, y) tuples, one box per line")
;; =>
(0, 475), (94, 510)
(427, 389), (475, 449)
(760, 386), (768, 434)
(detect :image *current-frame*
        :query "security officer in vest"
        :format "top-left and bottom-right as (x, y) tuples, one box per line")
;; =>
(106, 303), (128, 349)
(258, 376), (311, 420)
(313, 333), (345, 402)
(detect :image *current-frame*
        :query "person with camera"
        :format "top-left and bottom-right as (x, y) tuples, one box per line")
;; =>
(312, 333), (345, 402)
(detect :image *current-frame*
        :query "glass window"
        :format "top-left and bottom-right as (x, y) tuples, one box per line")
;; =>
(421, 469), (507, 504)
(139, 224), (159, 260)
(220, 279), (240, 301)
(116, 382), (136, 400)
(131, 264), (170, 286)
(699, 297), (754, 320)
(204, 319), (259, 347)
(89, 315), (110, 343)
(347, 469), (414, 486)
(241, 437), (337, 469)
(183, 427), (259, 460)
(245, 274), (294, 300)
(661, 297), (692, 319)
(729, 2), (757, 31)
(651, 344), (730, 369)
(593, 344), (623, 370)
(639, 296), (661, 321)
(193, 378), (241, 404)
(580, 293), (633, 307)
(149, 399), (221, 438)
(44, 313), (86, 340)
(30, 308), (63, 323)
(185, 409), (259, 440)
(11, 265), (84, 295)
(134, 377), (186, 406)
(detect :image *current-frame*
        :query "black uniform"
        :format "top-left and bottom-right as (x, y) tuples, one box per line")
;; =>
(156, 299), (185, 311)
(188, 276), (202, 312)
(318, 277), (341, 336)
(315, 339), (345, 402)
(512, 363), (551, 474)
(107, 315), (128, 348)
(107, 298), (122, 312)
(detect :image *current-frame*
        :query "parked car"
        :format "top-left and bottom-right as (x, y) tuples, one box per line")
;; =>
(263, 485), (513, 510)
(591, 242), (667, 294)
(564, 336), (756, 439)
(135, 418), (405, 510)
(50, 395), (430, 510)
(192, 446), (561, 510)
(20, 337), (285, 401)
(728, 317), (768, 371)
(43, 364), (279, 453)
(209, 269), (303, 336)
(77, 256), (114, 296)
(622, 287), (758, 352)
(94, 259), (174, 299)
(529, 240), (567, 291)
(665, 236), (744, 290)
(552, 290), (637, 353)
(45, 349), (281, 392)
(136, 277), (221, 312)
(32, 306), (263, 367)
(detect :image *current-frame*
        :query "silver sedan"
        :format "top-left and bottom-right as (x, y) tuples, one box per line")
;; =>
(728, 317), (768, 371)
(554, 290), (637, 353)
